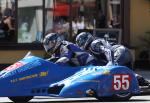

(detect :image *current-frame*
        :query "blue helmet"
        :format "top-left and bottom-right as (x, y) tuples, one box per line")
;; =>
(43, 33), (62, 55)
(76, 32), (94, 49)
(90, 39), (105, 55)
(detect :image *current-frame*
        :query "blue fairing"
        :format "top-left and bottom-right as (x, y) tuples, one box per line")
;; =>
(51, 66), (140, 98)
(0, 55), (140, 98)
(0, 56), (79, 97)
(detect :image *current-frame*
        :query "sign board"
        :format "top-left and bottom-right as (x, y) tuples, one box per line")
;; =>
(77, 29), (122, 44)
(94, 29), (122, 44)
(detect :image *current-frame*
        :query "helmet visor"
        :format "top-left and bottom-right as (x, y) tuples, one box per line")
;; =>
(76, 38), (85, 47)
(44, 41), (56, 54)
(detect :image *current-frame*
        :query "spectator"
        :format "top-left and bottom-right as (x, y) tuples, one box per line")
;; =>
(76, 17), (85, 30)
(2, 8), (14, 30)
(97, 10), (106, 28)
(84, 18), (94, 30)
(62, 17), (69, 40)
(72, 17), (78, 38)
(0, 8), (15, 42)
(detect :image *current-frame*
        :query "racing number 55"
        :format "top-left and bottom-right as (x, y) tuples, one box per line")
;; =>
(113, 74), (131, 91)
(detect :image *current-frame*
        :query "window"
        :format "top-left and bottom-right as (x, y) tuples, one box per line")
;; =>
(45, 0), (123, 45)
(96, 0), (121, 28)
(45, 0), (54, 35)
(96, 0), (107, 28)
(0, 0), (16, 42)
(71, 0), (96, 39)
(0, 0), (122, 46)
(45, 0), (69, 40)
(109, 0), (121, 28)
(18, 0), (43, 43)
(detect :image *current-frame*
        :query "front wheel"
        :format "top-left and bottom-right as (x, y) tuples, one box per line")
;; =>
(8, 96), (33, 103)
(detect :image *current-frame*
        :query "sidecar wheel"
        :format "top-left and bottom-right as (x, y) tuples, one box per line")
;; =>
(113, 92), (132, 101)
(96, 93), (132, 101)
(8, 96), (33, 103)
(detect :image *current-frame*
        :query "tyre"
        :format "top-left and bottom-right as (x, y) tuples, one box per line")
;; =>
(97, 96), (115, 102)
(96, 93), (132, 101)
(113, 92), (132, 101)
(8, 96), (33, 103)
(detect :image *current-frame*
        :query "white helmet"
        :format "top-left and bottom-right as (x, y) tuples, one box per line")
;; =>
(43, 33), (62, 55)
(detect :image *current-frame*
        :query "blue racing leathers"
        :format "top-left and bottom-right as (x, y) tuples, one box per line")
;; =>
(111, 44), (133, 68)
(90, 39), (133, 67)
(53, 41), (97, 66)
(90, 39), (114, 66)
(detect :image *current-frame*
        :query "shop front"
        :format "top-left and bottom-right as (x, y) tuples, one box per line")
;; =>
(0, 0), (130, 68)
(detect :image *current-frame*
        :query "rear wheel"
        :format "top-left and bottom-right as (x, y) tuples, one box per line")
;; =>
(113, 92), (132, 101)
(8, 96), (33, 103)
(97, 96), (115, 102)
(97, 93), (132, 101)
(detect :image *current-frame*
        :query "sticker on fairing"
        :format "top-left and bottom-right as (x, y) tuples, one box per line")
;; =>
(5, 62), (24, 71)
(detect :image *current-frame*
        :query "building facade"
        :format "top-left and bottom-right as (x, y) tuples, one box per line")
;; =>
(0, 0), (149, 69)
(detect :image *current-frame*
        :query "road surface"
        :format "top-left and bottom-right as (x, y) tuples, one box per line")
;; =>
(1, 96), (150, 103)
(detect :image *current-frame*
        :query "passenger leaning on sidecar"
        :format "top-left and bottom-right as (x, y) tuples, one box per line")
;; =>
(43, 33), (97, 66)
(76, 32), (114, 66)
(76, 32), (150, 88)
(76, 32), (132, 68)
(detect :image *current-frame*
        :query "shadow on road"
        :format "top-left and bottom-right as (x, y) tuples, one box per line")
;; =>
(1, 99), (149, 103)
(28, 99), (150, 103)
(1, 97), (150, 103)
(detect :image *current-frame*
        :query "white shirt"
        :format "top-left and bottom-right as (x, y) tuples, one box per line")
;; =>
(77, 21), (85, 29)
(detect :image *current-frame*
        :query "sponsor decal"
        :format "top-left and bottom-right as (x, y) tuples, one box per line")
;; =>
(5, 62), (24, 71)
(10, 71), (49, 83)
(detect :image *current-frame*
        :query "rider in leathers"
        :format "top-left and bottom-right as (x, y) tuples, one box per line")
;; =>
(43, 33), (97, 66)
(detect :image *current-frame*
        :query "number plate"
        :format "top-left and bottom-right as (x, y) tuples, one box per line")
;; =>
(112, 74), (131, 91)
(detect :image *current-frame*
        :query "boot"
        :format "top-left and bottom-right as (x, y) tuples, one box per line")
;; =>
(136, 74), (150, 87)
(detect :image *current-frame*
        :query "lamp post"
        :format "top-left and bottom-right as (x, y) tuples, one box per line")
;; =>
(68, 0), (73, 41)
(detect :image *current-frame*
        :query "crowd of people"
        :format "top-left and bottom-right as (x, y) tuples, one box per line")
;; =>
(43, 31), (150, 88)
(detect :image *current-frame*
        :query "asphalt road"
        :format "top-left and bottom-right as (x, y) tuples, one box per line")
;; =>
(1, 96), (150, 103)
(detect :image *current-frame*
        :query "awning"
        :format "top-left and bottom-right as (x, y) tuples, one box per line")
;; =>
(53, 3), (69, 16)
